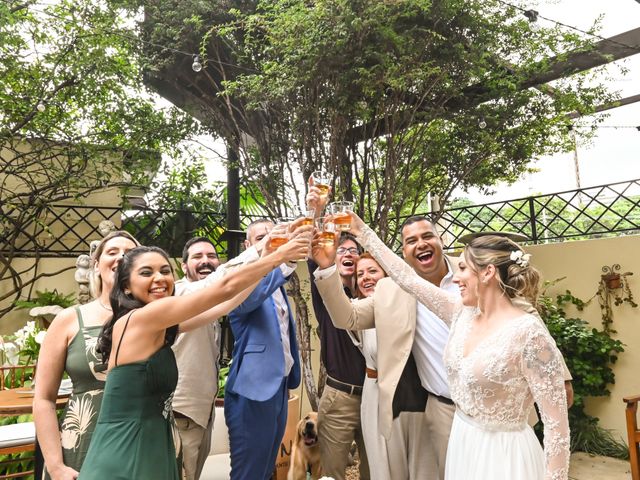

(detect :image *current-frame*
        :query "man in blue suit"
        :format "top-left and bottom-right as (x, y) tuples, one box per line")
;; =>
(225, 219), (301, 480)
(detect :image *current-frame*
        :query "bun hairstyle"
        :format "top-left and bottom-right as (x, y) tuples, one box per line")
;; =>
(89, 230), (140, 298)
(97, 246), (177, 363)
(464, 235), (540, 306)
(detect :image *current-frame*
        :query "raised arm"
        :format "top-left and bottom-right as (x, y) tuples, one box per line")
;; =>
(134, 236), (310, 332)
(521, 321), (570, 480)
(178, 281), (260, 332)
(352, 219), (460, 325)
(314, 266), (376, 331)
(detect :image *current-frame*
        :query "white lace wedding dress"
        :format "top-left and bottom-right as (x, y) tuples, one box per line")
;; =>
(356, 226), (570, 480)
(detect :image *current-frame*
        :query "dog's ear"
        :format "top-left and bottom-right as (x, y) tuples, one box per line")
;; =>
(295, 418), (304, 442)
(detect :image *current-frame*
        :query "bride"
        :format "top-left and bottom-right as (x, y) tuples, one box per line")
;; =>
(344, 212), (569, 480)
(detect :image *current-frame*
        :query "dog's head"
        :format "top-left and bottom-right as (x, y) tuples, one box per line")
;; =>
(296, 412), (319, 447)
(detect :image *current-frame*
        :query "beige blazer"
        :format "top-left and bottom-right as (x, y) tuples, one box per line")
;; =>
(315, 262), (572, 437)
(316, 268), (423, 438)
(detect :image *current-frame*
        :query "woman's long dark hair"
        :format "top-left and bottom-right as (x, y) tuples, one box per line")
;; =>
(97, 246), (178, 364)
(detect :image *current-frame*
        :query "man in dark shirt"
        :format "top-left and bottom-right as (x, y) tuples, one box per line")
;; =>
(308, 226), (370, 480)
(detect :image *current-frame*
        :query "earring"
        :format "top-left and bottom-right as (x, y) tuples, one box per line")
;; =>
(124, 290), (131, 295)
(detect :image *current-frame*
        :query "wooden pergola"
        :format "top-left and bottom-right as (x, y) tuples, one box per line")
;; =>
(144, 24), (640, 255)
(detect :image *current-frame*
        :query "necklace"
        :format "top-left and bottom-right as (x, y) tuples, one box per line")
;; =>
(98, 300), (112, 312)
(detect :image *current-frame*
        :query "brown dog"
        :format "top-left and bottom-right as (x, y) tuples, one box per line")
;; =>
(287, 412), (322, 480)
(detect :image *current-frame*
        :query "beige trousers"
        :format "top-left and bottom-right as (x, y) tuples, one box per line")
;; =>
(419, 397), (455, 480)
(385, 411), (431, 479)
(175, 412), (213, 480)
(318, 385), (370, 480)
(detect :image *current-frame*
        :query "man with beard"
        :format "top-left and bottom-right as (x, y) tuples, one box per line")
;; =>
(172, 237), (222, 480)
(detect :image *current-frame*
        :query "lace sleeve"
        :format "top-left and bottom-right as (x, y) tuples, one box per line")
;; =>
(521, 321), (570, 480)
(357, 225), (460, 325)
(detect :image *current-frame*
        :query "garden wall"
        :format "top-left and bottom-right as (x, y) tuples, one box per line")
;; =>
(528, 234), (640, 443)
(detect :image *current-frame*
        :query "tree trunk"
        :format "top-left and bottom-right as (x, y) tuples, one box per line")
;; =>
(286, 272), (320, 410)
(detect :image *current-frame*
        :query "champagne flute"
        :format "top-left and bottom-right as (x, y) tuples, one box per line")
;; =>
(310, 171), (333, 200)
(316, 218), (337, 247)
(269, 218), (291, 248)
(328, 201), (354, 232)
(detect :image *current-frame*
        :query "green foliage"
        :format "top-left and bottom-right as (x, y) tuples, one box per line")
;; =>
(538, 286), (628, 458)
(1, 0), (199, 316)
(447, 194), (640, 247)
(118, 0), (620, 244)
(217, 363), (230, 398)
(14, 289), (76, 310)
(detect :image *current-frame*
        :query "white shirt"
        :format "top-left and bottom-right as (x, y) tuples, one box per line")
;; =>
(412, 258), (459, 398)
(315, 259), (460, 399)
(411, 257), (460, 398)
(276, 263), (296, 376)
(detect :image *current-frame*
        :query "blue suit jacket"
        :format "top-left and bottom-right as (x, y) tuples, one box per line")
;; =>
(226, 268), (301, 402)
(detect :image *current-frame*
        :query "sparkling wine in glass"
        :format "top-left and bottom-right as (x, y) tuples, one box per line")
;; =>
(310, 170), (333, 200)
(329, 201), (354, 232)
(317, 218), (336, 247)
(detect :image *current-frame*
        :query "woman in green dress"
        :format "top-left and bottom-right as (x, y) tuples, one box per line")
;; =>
(79, 236), (309, 479)
(34, 231), (140, 480)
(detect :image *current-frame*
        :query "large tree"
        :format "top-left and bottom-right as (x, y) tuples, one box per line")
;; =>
(138, 0), (616, 239)
(0, 0), (198, 316)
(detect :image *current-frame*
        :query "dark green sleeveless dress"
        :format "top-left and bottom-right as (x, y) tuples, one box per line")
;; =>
(78, 335), (180, 479)
(43, 306), (104, 478)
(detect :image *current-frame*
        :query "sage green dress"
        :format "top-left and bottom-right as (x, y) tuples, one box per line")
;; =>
(43, 306), (105, 479)
(78, 341), (180, 480)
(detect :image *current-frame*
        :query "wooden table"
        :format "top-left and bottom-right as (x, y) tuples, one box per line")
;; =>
(0, 388), (69, 416)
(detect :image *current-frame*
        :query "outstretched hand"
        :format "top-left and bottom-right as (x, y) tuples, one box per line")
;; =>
(306, 177), (329, 219)
(347, 211), (366, 237)
(275, 236), (310, 263)
(257, 232), (273, 256)
(310, 231), (338, 269)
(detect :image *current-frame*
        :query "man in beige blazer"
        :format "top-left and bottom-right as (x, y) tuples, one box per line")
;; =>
(314, 216), (457, 480)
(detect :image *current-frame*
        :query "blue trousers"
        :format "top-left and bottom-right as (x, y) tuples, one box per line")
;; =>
(224, 378), (288, 480)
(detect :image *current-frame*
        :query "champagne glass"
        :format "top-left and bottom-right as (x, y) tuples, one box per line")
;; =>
(299, 207), (315, 226)
(328, 201), (354, 232)
(310, 171), (332, 200)
(269, 218), (291, 248)
(316, 218), (337, 247)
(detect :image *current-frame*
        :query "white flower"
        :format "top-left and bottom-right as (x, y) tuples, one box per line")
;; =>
(35, 330), (47, 344)
(1, 341), (20, 365)
(510, 250), (531, 267)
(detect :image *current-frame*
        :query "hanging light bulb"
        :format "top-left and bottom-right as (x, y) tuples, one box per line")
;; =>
(192, 55), (203, 72)
(523, 9), (539, 23)
(479, 119), (487, 129)
(36, 103), (46, 112)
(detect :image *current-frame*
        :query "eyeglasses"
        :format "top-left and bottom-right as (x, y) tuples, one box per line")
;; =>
(336, 247), (359, 255)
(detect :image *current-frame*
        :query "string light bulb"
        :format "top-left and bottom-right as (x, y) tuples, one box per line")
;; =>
(523, 9), (539, 22)
(191, 55), (202, 72)
(36, 103), (46, 112)
(479, 119), (487, 129)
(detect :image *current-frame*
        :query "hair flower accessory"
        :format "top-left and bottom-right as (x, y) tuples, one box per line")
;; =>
(510, 250), (531, 268)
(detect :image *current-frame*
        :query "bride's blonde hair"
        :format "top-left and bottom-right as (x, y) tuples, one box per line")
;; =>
(464, 235), (540, 306)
